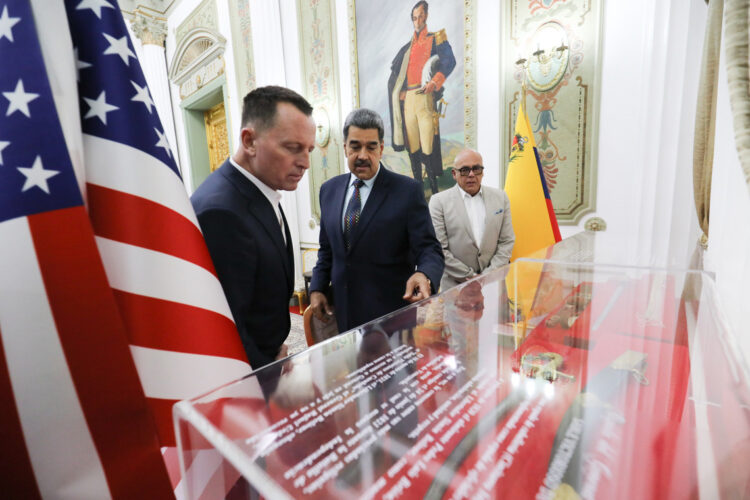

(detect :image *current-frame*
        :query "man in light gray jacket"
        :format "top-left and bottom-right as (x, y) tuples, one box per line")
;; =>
(429, 148), (515, 290)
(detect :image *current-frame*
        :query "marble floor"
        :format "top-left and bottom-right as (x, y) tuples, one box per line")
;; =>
(285, 312), (308, 356)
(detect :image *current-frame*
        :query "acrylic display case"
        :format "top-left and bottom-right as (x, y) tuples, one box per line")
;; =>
(174, 233), (750, 499)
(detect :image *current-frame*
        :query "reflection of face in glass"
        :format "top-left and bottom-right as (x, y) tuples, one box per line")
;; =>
(356, 326), (393, 367)
(270, 357), (318, 409)
(455, 281), (485, 321)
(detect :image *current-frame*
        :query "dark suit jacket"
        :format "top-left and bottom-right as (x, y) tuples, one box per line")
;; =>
(191, 160), (293, 369)
(310, 166), (444, 332)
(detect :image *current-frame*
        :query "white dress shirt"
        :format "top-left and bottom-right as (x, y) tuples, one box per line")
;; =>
(230, 158), (286, 244)
(341, 166), (381, 231)
(459, 186), (485, 246)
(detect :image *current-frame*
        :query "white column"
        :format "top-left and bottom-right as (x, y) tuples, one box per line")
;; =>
(128, 10), (179, 170)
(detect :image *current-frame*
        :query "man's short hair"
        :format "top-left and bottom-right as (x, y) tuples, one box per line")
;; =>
(241, 85), (313, 132)
(412, 1), (428, 16)
(343, 108), (384, 142)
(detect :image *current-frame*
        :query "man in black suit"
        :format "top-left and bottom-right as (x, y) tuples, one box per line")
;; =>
(309, 108), (444, 332)
(191, 86), (315, 368)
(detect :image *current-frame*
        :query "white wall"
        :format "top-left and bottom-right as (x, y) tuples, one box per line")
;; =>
(706, 43), (750, 361)
(566, 0), (704, 264)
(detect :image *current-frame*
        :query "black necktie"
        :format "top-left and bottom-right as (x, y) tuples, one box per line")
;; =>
(343, 179), (365, 250)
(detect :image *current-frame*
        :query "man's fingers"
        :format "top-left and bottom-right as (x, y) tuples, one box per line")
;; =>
(402, 280), (416, 300)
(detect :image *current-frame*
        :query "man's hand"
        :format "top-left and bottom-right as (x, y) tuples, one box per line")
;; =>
(275, 344), (289, 361)
(402, 272), (432, 303)
(420, 81), (437, 94)
(309, 291), (334, 322)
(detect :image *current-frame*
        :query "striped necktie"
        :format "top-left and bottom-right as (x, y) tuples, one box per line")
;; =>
(343, 179), (365, 250)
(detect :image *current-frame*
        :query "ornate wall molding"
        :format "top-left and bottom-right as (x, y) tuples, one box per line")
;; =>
(503, 0), (603, 225)
(175, 0), (218, 48)
(130, 7), (167, 46)
(297, 0), (344, 223)
(168, 28), (226, 100)
(584, 217), (606, 231)
(228, 0), (257, 98)
(463, 0), (476, 149)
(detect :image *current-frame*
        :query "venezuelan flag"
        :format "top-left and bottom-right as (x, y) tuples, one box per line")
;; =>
(504, 89), (562, 340)
(504, 90), (562, 261)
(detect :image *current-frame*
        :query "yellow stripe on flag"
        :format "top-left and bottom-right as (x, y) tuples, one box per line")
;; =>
(504, 95), (557, 262)
(504, 90), (562, 340)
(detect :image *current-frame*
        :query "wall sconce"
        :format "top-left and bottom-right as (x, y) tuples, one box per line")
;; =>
(312, 107), (330, 148)
(515, 21), (570, 92)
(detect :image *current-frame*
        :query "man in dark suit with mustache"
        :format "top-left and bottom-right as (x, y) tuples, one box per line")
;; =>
(309, 108), (444, 332)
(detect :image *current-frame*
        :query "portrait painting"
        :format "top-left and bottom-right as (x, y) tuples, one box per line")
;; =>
(350, 0), (475, 201)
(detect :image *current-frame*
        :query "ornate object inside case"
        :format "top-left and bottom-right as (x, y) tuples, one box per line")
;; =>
(175, 233), (750, 499)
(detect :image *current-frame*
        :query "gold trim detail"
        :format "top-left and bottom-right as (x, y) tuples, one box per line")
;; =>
(584, 217), (606, 231)
(434, 28), (447, 45)
(204, 102), (229, 173)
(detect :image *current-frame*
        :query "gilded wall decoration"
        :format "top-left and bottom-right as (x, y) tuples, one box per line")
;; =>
(297, 0), (344, 222)
(228, 0), (256, 98)
(349, 0), (476, 201)
(503, 0), (602, 224)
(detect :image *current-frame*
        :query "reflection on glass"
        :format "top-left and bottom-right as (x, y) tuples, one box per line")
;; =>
(175, 233), (750, 500)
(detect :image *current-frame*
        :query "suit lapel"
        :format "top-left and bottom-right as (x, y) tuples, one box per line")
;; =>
(222, 163), (292, 281)
(279, 205), (294, 288)
(330, 175), (349, 253)
(348, 164), (390, 253)
(479, 188), (500, 252)
(451, 185), (477, 249)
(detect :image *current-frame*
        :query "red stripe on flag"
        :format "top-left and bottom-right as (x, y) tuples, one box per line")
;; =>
(0, 327), (43, 500)
(113, 290), (246, 362)
(545, 198), (562, 242)
(150, 397), (180, 447)
(29, 207), (173, 498)
(87, 183), (217, 276)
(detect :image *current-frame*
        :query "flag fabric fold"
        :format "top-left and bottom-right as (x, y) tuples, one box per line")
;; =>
(1, 0), (252, 496)
(0, 0), (172, 496)
(504, 88), (562, 334)
(504, 88), (562, 261)
(62, 0), (251, 449)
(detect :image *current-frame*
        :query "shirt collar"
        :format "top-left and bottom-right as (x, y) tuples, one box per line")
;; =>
(229, 157), (282, 207)
(348, 163), (381, 189)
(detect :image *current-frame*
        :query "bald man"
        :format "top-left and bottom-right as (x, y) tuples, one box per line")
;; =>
(428, 149), (515, 290)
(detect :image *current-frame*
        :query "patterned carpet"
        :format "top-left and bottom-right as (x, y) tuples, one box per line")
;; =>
(285, 313), (308, 356)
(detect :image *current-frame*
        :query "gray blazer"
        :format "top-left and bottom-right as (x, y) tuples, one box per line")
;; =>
(429, 184), (514, 290)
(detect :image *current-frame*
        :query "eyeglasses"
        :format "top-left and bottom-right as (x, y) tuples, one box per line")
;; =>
(455, 165), (484, 176)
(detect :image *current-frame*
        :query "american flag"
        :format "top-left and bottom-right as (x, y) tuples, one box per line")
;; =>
(0, 0), (172, 497)
(65, 0), (250, 448)
(1, 0), (252, 496)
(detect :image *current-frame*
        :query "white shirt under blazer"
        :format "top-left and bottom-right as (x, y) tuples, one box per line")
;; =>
(429, 184), (515, 290)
